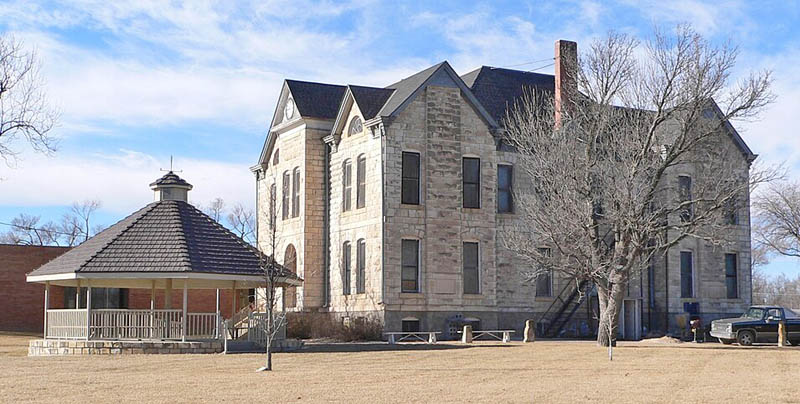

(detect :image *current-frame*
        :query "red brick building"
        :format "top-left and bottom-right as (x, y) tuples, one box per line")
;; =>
(1, 244), (248, 333)
(0, 245), (71, 332)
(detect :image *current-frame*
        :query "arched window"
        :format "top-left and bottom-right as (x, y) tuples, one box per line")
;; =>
(342, 159), (352, 211)
(292, 167), (301, 218)
(282, 171), (290, 220)
(356, 239), (366, 293)
(284, 244), (297, 308)
(342, 241), (352, 295)
(356, 155), (366, 209)
(273, 149), (279, 166)
(348, 116), (363, 136)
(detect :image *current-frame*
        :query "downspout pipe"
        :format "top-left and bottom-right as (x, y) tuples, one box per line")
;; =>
(323, 144), (331, 307)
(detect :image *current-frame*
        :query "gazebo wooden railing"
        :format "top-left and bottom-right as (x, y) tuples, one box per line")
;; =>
(44, 308), (222, 341)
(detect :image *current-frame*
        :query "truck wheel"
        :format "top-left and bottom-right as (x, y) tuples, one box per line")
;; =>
(719, 338), (734, 345)
(737, 330), (755, 346)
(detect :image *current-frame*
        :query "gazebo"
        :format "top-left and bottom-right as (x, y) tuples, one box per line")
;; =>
(26, 171), (300, 355)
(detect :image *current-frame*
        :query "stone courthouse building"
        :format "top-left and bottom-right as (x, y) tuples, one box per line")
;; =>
(251, 40), (756, 339)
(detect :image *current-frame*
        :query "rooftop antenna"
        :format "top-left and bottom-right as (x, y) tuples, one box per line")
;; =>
(160, 155), (182, 173)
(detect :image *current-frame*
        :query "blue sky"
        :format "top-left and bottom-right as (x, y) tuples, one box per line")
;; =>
(1, 0), (799, 275)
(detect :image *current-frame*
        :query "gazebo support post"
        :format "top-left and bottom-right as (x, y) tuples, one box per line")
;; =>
(164, 279), (172, 309)
(181, 281), (188, 342)
(85, 281), (92, 341)
(150, 280), (156, 339)
(75, 279), (80, 308)
(231, 281), (237, 339)
(215, 289), (220, 339)
(43, 281), (50, 339)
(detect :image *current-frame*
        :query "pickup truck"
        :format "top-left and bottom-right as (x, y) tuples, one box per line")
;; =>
(710, 305), (800, 346)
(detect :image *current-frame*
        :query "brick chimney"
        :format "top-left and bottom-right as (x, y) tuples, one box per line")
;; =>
(554, 39), (578, 127)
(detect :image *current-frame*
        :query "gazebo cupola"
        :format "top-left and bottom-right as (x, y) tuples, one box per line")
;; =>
(149, 171), (193, 202)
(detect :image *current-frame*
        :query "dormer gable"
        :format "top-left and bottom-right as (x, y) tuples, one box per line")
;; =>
(257, 80), (346, 167)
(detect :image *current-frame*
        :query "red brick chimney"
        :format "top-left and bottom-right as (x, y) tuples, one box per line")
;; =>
(554, 39), (578, 127)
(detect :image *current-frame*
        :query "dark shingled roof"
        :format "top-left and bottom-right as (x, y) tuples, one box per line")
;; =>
(149, 171), (192, 188)
(461, 66), (555, 124)
(348, 85), (395, 120)
(378, 62), (447, 117)
(285, 79), (347, 120)
(29, 200), (295, 278)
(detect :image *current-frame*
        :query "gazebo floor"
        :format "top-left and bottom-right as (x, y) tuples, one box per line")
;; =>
(28, 339), (223, 356)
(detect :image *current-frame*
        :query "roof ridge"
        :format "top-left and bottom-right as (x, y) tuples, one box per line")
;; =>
(77, 202), (160, 272)
(285, 78), (345, 88)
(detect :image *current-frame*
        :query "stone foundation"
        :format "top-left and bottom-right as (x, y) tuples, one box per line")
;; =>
(28, 339), (223, 356)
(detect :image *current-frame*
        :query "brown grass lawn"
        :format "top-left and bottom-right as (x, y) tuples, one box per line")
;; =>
(1, 333), (799, 403)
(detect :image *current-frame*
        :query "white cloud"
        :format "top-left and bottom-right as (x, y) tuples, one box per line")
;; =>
(0, 149), (255, 215)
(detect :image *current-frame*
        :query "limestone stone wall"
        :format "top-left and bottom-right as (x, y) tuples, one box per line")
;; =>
(327, 103), (384, 315)
(257, 122), (324, 312)
(382, 84), (502, 329)
(28, 339), (223, 355)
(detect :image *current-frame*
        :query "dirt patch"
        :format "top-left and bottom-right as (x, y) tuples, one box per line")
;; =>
(641, 336), (683, 344)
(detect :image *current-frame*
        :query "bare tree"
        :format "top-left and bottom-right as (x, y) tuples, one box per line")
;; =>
(502, 26), (776, 352)
(71, 199), (101, 242)
(0, 213), (58, 245)
(227, 202), (255, 245)
(0, 34), (58, 165)
(204, 197), (226, 223)
(57, 212), (83, 246)
(256, 169), (291, 372)
(753, 181), (800, 259)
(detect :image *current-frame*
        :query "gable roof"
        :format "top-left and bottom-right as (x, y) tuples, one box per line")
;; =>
(349, 85), (394, 120)
(377, 62), (446, 118)
(28, 200), (296, 279)
(285, 80), (347, 120)
(461, 66), (555, 124)
(377, 61), (498, 128)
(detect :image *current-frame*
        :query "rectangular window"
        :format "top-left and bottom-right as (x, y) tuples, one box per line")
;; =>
(292, 169), (300, 218)
(357, 156), (366, 209)
(463, 157), (481, 208)
(724, 197), (739, 225)
(678, 176), (692, 222)
(401, 239), (420, 293)
(342, 242), (351, 295)
(269, 184), (276, 229)
(680, 251), (694, 298)
(63, 287), (128, 309)
(535, 248), (552, 297)
(463, 242), (480, 294)
(497, 164), (513, 213)
(282, 172), (290, 220)
(725, 253), (738, 299)
(357, 240), (366, 294)
(401, 152), (420, 205)
(343, 161), (352, 211)
(402, 319), (420, 332)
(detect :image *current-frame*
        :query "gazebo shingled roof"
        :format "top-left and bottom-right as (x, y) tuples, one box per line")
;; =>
(28, 171), (297, 285)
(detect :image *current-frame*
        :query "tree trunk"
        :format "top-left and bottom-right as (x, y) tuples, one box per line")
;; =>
(596, 282), (625, 349)
(265, 300), (273, 371)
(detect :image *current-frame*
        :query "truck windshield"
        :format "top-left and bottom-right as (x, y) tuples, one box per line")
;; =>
(742, 308), (765, 319)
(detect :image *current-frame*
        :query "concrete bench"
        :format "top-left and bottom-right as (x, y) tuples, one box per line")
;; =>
(458, 329), (515, 343)
(384, 331), (442, 344)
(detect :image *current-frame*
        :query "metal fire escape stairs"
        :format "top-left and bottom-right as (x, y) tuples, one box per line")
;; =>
(536, 280), (593, 338)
